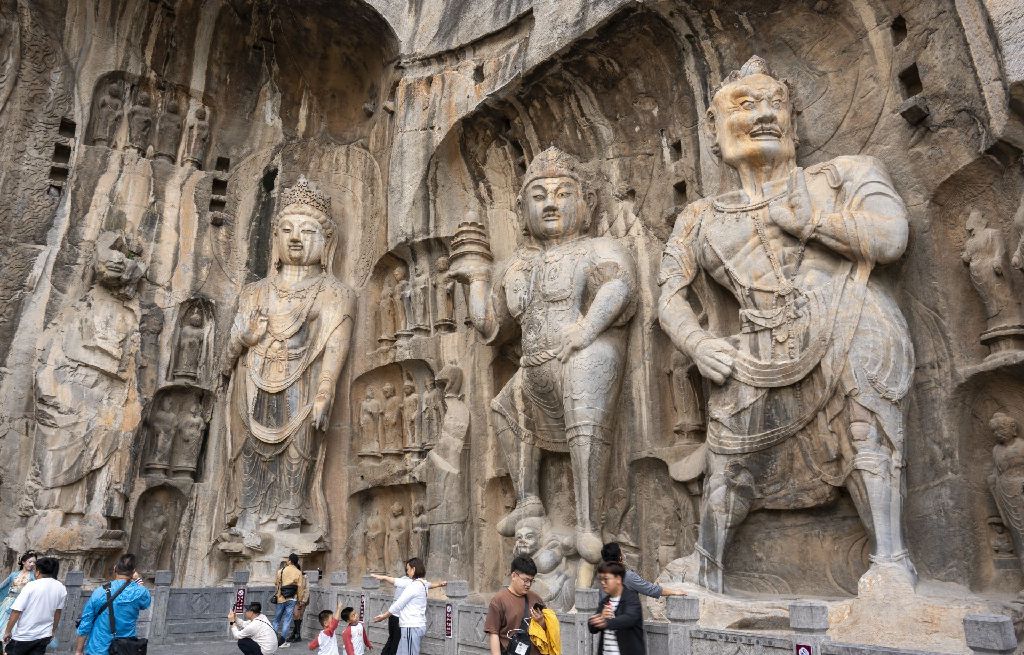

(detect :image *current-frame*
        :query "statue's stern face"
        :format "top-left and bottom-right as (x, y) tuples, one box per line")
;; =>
(712, 74), (796, 170)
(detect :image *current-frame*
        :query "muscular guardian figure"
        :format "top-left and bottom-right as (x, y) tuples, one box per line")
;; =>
(450, 147), (637, 562)
(658, 57), (916, 592)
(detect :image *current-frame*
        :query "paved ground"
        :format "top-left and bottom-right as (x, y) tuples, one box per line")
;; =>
(149, 639), (255, 654)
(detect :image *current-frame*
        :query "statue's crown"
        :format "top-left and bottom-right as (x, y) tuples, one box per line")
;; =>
(521, 147), (588, 189)
(713, 55), (778, 97)
(281, 175), (332, 216)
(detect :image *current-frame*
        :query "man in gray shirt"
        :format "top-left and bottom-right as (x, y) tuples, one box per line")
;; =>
(600, 543), (686, 598)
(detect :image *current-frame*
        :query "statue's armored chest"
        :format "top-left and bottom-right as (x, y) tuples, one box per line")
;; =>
(505, 246), (587, 318)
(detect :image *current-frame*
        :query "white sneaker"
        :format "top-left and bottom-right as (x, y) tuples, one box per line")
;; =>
(280, 642), (291, 648)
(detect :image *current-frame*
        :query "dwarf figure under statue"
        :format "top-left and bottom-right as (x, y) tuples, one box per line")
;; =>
(221, 176), (354, 548)
(449, 147), (638, 563)
(658, 56), (916, 593)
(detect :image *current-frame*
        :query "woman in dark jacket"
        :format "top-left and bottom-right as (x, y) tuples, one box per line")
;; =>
(588, 561), (646, 655)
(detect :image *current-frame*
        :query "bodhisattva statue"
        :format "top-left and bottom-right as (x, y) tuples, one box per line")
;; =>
(989, 412), (1024, 573)
(221, 176), (354, 543)
(449, 147), (638, 562)
(658, 56), (916, 593)
(172, 307), (206, 381)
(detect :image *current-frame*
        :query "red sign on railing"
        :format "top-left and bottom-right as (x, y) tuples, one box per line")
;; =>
(445, 603), (453, 638)
(232, 588), (246, 613)
(360, 593), (366, 623)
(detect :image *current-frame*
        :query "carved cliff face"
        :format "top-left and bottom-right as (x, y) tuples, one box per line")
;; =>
(711, 73), (796, 172)
(521, 176), (589, 241)
(275, 211), (327, 267)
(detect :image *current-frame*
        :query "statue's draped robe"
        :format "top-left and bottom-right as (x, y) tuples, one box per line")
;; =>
(228, 274), (353, 523)
(659, 155), (913, 506)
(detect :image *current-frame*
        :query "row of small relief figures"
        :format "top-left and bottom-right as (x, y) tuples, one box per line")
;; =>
(358, 377), (442, 461)
(92, 81), (211, 168)
(376, 256), (466, 346)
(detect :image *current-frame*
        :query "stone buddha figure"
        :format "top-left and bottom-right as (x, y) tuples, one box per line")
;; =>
(449, 146), (638, 563)
(989, 412), (1024, 574)
(658, 56), (916, 593)
(221, 176), (354, 546)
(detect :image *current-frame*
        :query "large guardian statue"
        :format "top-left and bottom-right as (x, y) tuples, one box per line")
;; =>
(658, 57), (916, 593)
(449, 147), (638, 563)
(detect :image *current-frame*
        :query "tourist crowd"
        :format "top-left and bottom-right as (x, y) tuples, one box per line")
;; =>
(0, 540), (676, 655)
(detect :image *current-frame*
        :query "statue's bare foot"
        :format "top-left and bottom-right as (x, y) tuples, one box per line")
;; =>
(858, 555), (917, 597)
(497, 497), (545, 537)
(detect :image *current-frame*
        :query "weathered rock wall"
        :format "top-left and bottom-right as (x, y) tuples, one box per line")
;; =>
(0, 2), (1022, 642)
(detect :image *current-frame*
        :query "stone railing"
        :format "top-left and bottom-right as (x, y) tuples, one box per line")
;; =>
(50, 571), (1019, 655)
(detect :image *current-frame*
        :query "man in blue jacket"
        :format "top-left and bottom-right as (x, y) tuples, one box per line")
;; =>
(588, 561), (645, 655)
(74, 554), (151, 655)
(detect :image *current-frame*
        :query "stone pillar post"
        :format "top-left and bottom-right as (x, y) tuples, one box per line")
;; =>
(329, 571), (348, 611)
(301, 571), (319, 640)
(56, 570), (86, 653)
(147, 570), (173, 645)
(361, 575), (383, 646)
(789, 601), (830, 655)
(444, 580), (468, 655)
(666, 595), (700, 654)
(574, 587), (600, 655)
(964, 614), (1018, 655)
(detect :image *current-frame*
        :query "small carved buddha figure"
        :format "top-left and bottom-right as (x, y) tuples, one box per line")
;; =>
(94, 83), (124, 146)
(989, 412), (1024, 573)
(172, 308), (205, 381)
(127, 91), (154, 153)
(359, 385), (383, 455)
(962, 209), (1024, 353)
(184, 106), (210, 168)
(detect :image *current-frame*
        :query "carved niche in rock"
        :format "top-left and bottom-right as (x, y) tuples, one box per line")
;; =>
(657, 56), (916, 594)
(449, 147), (639, 565)
(169, 298), (215, 383)
(129, 486), (185, 578)
(220, 176), (354, 549)
(962, 209), (1024, 355)
(141, 385), (212, 480)
(411, 365), (470, 579)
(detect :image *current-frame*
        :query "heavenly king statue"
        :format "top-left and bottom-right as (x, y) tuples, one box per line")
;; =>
(222, 176), (354, 551)
(658, 57), (916, 593)
(450, 147), (638, 563)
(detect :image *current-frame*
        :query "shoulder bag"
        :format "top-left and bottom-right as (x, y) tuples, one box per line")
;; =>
(503, 594), (533, 655)
(103, 581), (148, 655)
